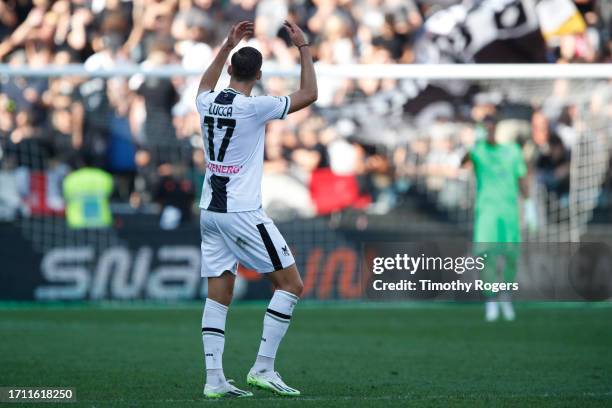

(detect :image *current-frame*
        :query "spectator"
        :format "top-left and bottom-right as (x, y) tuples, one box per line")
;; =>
(106, 81), (137, 201)
(536, 133), (571, 201)
(154, 163), (195, 230)
(63, 156), (114, 229)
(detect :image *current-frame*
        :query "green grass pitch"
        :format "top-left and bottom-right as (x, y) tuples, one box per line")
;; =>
(1, 302), (611, 407)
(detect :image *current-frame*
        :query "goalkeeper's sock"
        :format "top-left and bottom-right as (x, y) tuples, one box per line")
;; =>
(252, 290), (299, 373)
(485, 299), (499, 322)
(202, 298), (228, 386)
(499, 292), (516, 321)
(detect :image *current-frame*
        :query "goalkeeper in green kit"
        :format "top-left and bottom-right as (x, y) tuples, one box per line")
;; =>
(462, 115), (537, 322)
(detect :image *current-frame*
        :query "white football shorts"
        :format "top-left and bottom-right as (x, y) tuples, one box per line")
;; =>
(200, 208), (295, 277)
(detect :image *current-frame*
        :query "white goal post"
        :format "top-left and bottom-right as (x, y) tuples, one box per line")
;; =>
(0, 63), (610, 80)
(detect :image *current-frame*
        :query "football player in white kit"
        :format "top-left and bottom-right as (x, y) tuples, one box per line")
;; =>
(195, 21), (317, 398)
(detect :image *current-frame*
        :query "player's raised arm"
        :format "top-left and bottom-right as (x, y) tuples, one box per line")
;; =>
(197, 21), (253, 97)
(284, 21), (317, 113)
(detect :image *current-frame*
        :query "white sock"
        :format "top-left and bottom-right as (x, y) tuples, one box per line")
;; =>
(202, 298), (228, 386)
(253, 290), (299, 373)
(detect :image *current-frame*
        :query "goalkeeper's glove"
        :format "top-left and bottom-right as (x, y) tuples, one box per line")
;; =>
(523, 198), (538, 232)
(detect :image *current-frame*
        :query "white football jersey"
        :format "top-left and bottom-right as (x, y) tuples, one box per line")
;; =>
(196, 87), (291, 212)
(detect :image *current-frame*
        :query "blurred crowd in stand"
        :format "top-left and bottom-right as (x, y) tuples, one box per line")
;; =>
(0, 0), (611, 226)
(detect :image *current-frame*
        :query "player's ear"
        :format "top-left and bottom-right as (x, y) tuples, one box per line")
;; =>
(256, 70), (262, 81)
(227, 65), (233, 76)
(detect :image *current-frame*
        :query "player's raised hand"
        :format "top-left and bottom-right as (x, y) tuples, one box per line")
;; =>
(283, 20), (308, 48)
(225, 21), (254, 49)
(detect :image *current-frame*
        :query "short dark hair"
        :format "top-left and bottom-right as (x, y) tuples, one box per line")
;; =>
(230, 47), (262, 81)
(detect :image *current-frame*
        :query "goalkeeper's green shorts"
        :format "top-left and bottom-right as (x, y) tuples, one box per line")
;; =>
(473, 209), (521, 244)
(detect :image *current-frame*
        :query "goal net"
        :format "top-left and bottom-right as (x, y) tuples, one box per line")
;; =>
(390, 72), (612, 243)
(0, 63), (610, 254)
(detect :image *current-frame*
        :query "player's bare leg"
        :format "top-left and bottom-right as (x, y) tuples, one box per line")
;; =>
(202, 271), (252, 398)
(207, 270), (235, 306)
(247, 264), (303, 396)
